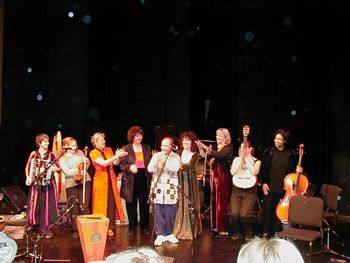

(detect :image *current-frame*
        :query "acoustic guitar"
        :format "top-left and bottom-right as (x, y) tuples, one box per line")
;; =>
(232, 125), (257, 189)
(276, 144), (309, 223)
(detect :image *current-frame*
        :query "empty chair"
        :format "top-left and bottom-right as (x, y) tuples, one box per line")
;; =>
(277, 196), (324, 260)
(320, 184), (342, 223)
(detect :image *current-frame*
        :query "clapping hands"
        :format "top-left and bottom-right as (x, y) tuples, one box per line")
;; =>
(115, 148), (128, 158)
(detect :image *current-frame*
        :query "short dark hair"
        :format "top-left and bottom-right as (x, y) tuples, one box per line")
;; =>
(274, 129), (289, 143)
(35, 133), (49, 147)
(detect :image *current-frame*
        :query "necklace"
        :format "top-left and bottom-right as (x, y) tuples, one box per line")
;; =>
(133, 144), (142, 151)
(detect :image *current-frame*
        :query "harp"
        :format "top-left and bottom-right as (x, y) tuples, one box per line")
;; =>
(52, 131), (62, 193)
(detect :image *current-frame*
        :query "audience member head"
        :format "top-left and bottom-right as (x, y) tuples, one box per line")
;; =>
(104, 246), (166, 263)
(237, 237), (304, 263)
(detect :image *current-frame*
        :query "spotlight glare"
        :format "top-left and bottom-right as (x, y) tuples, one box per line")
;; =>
(291, 110), (297, 116)
(244, 32), (254, 42)
(25, 119), (33, 128)
(283, 17), (292, 27)
(291, 55), (297, 62)
(89, 107), (99, 118)
(36, 91), (44, 101)
(27, 67), (32, 73)
(68, 11), (74, 18)
(83, 14), (91, 24)
(168, 25), (175, 32)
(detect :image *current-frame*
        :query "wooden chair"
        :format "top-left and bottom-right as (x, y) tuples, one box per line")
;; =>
(320, 184), (342, 223)
(277, 196), (324, 260)
(319, 184), (346, 256)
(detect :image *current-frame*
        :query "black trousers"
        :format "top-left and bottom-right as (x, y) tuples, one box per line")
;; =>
(262, 191), (284, 235)
(125, 169), (149, 231)
(230, 185), (257, 236)
(66, 181), (91, 232)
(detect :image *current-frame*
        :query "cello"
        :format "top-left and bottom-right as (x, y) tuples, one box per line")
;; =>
(276, 143), (308, 223)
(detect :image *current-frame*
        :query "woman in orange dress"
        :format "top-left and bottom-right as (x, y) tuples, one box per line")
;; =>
(89, 132), (127, 237)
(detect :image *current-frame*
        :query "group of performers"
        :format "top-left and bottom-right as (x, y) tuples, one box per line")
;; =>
(24, 126), (304, 245)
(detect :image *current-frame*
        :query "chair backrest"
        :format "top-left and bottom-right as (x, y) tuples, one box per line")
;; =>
(320, 184), (342, 211)
(304, 183), (318, 197)
(288, 196), (324, 227)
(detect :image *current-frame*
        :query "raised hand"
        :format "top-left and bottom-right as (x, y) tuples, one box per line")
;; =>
(115, 148), (128, 158)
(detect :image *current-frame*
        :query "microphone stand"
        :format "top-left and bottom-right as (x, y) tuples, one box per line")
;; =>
(19, 150), (65, 260)
(323, 219), (350, 260)
(177, 185), (204, 239)
(78, 158), (88, 216)
(33, 150), (65, 188)
(177, 187), (204, 220)
(198, 143), (212, 215)
(82, 147), (89, 209)
(148, 151), (171, 239)
(30, 201), (77, 263)
(147, 152), (171, 205)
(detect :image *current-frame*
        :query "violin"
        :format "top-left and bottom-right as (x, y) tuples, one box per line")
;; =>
(73, 147), (90, 183)
(276, 144), (309, 223)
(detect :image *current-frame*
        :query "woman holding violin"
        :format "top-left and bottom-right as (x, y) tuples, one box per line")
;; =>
(260, 129), (304, 238)
(59, 136), (91, 238)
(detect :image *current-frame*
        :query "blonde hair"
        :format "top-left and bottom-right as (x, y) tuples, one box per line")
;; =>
(217, 128), (231, 144)
(91, 132), (105, 147)
(62, 137), (77, 147)
(237, 237), (304, 263)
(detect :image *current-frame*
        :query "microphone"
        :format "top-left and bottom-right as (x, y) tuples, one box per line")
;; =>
(83, 146), (89, 155)
(74, 198), (85, 214)
(61, 146), (72, 150)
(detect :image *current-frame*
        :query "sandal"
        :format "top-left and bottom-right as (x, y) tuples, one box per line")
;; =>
(107, 230), (115, 237)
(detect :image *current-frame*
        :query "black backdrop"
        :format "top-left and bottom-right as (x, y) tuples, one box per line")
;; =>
(1, 0), (350, 213)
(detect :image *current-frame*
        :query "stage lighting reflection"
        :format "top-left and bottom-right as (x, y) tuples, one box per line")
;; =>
(283, 17), (292, 27)
(244, 32), (254, 42)
(83, 15), (91, 24)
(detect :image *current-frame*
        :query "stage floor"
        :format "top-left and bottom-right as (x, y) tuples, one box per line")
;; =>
(3, 213), (349, 263)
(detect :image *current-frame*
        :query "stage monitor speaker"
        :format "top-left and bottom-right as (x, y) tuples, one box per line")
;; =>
(76, 214), (109, 263)
(0, 186), (27, 214)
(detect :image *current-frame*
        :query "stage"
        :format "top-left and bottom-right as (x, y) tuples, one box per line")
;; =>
(1, 213), (349, 263)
